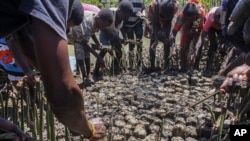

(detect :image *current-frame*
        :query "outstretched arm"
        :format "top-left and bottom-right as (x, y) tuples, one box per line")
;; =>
(31, 17), (106, 140)
(82, 41), (105, 68)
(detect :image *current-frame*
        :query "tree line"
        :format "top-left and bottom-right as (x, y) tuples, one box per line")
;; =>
(81, 0), (221, 10)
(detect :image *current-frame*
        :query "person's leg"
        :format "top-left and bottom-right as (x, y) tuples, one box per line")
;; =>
(179, 31), (189, 72)
(135, 22), (143, 70)
(84, 51), (94, 83)
(149, 39), (156, 69)
(206, 29), (218, 71)
(84, 58), (91, 77)
(112, 41), (123, 75)
(193, 33), (204, 70)
(75, 57), (80, 75)
(126, 27), (135, 70)
(74, 43), (86, 79)
(163, 24), (171, 70)
(74, 44), (80, 76)
(163, 42), (171, 70)
(77, 59), (85, 79)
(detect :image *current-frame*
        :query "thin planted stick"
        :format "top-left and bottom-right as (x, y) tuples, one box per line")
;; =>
(156, 119), (164, 141)
(46, 104), (51, 140)
(90, 93), (100, 117)
(190, 90), (220, 108)
(0, 87), (5, 118)
(49, 107), (56, 141)
(39, 97), (44, 141)
(218, 112), (226, 141)
(20, 85), (25, 131)
(65, 127), (71, 141)
(203, 103), (216, 124)
(12, 98), (18, 125)
(4, 84), (11, 119)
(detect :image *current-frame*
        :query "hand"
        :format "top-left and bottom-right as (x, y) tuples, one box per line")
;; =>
(16, 73), (37, 88)
(150, 40), (158, 50)
(25, 74), (37, 86)
(96, 42), (102, 50)
(88, 118), (106, 141)
(220, 64), (250, 94)
(97, 57), (106, 68)
(169, 36), (175, 46)
(144, 25), (151, 38)
(163, 38), (174, 45)
(121, 38), (128, 45)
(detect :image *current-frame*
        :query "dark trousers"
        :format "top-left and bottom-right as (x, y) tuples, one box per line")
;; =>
(149, 24), (171, 69)
(194, 28), (224, 70)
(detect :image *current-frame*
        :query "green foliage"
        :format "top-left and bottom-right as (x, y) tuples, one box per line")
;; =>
(79, 0), (222, 10)
(80, 0), (120, 7)
(199, 0), (221, 11)
(80, 0), (101, 7)
(175, 0), (221, 10)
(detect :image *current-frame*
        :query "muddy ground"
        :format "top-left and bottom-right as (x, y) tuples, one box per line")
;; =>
(53, 69), (229, 141)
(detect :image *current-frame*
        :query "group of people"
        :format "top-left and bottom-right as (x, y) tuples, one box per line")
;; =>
(69, 0), (211, 84)
(70, 0), (233, 83)
(0, 0), (250, 140)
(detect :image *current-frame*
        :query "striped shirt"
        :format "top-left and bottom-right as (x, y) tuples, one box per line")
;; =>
(105, 8), (123, 36)
(124, 0), (144, 27)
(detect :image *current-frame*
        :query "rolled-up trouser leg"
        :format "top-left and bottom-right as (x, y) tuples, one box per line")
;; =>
(180, 48), (188, 71)
(164, 42), (170, 70)
(113, 42), (122, 74)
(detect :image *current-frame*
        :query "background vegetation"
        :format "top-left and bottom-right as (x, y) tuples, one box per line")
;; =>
(81, 0), (222, 10)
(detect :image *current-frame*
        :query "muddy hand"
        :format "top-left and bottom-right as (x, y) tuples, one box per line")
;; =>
(220, 64), (250, 93)
(151, 40), (158, 50)
(97, 57), (106, 68)
(96, 42), (102, 50)
(89, 118), (107, 141)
